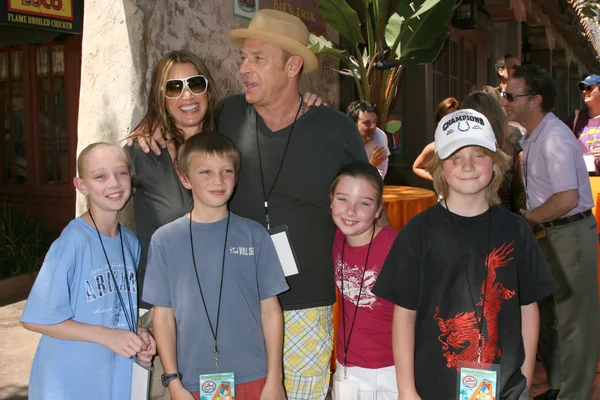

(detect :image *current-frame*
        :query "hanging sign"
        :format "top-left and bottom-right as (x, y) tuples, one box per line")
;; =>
(261, 0), (326, 35)
(0, 0), (83, 33)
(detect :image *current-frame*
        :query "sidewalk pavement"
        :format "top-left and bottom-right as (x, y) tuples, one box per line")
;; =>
(0, 300), (39, 400)
(0, 300), (598, 399)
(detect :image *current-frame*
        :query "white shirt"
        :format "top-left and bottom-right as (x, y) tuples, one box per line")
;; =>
(364, 127), (390, 178)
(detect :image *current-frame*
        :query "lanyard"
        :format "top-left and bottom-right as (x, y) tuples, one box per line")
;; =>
(523, 141), (531, 194)
(444, 201), (491, 363)
(88, 211), (136, 333)
(189, 210), (230, 369)
(255, 95), (304, 231)
(339, 226), (376, 377)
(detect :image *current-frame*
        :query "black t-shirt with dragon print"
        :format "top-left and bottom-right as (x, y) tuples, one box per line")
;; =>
(373, 204), (556, 400)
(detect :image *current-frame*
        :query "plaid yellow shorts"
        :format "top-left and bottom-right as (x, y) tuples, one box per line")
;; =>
(283, 306), (334, 400)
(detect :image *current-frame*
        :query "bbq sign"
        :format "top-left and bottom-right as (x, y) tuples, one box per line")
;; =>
(0, 0), (82, 33)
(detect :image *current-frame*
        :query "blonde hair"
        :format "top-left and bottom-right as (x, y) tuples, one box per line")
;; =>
(131, 50), (222, 149)
(471, 84), (502, 103)
(77, 142), (132, 177)
(426, 147), (510, 205)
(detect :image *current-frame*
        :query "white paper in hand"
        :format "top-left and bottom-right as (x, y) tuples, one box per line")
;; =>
(130, 359), (150, 400)
(584, 154), (596, 172)
(333, 380), (358, 400)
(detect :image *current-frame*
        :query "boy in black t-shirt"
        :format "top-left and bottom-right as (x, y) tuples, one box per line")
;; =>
(373, 109), (556, 400)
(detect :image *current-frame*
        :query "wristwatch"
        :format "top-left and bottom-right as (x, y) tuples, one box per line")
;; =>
(161, 372), (182, 387)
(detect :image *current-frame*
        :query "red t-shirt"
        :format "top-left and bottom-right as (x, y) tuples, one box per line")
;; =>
(333, 226), (398, 368)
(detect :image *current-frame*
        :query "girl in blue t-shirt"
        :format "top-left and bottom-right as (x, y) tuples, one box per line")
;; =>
(21, 142), (156, 400)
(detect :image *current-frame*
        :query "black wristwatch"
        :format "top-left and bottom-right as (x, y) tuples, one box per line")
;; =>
(161, 372), (182, 387)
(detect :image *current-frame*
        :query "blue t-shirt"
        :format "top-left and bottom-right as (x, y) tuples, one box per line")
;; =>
(142, 213), (289, 391)
(21, 217), (141, 400)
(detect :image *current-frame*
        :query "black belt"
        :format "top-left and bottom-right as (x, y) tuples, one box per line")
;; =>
(543, 209), (592, 228)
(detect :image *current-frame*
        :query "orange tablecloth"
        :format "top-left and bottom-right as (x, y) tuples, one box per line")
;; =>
(587, 176), (600, 296)
(594, 190), (600, 294)
(590, 176), (600, 218)
(383, 186), (438, 231)
(332, 185), (437, 371)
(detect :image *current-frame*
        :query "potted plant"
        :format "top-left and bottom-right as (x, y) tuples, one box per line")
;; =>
(0, 200), (54, 302)
(309, 0), (459, 135)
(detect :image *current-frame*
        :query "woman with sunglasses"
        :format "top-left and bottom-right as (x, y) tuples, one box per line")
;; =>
(126, 49), (221, 400)
(127, 50), (323, 398)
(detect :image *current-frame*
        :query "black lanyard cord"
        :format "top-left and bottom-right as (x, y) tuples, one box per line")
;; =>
(255, 94), (304, 231)
(340, 225), (376, 374)
(88, 211), (136, 334)
(444, 200), (492, 363)
(189, 209), (230, 369)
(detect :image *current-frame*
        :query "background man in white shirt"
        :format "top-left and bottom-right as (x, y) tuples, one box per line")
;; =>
(346, 100), (390, 178)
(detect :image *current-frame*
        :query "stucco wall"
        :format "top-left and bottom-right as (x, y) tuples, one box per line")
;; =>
(76, 0), (340, 222)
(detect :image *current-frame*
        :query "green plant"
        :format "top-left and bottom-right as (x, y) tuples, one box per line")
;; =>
(0, 201), (54, 279)
(309, 0), (459, 133)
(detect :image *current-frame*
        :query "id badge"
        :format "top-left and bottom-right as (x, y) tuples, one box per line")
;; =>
(199, 372), (235, 400)
(456, 361), (500, 400)
(333, 372), (358, 400)
(269, 225), (301, 277)
(130, 358), (150, 400)
(584, 154), (596, 172)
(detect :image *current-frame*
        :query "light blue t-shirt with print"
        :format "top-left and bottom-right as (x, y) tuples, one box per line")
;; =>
(21, 217), (141, 400)
(143, 212), (289, 392)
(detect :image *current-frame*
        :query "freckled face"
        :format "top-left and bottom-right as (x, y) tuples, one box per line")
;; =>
(442, 146), (494, 197)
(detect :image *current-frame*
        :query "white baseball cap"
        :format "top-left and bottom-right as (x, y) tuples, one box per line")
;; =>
(434, 109), (497, 159)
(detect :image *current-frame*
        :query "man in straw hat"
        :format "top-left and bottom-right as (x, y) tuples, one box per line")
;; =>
(223, 9), (368, 400)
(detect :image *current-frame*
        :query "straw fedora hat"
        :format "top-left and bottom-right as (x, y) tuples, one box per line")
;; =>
(229, 9), (318, 73)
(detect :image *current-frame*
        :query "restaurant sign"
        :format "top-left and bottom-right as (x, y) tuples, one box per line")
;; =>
(0, 0), (82, 33)
(261, 0), (326, 35)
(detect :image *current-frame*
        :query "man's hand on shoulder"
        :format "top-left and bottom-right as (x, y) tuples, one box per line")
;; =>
(125, 122), (171, 156)
(303, 92), (324, 107)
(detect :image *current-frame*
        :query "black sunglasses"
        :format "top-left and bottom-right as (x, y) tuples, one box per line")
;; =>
(165, 75), (208, 99)
(578, 82), (597, 92)
(501, 91), (529, 102)
(359, 101), (376, 108)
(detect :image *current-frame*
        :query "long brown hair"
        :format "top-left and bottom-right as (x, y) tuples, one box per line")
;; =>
(132, 50), (222, 148)
(461, 91), (511, 155)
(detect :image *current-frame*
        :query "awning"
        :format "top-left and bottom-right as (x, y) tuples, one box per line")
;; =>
(0, 25), (60, 47)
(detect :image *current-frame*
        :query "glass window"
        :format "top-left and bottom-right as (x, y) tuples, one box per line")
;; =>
(1, 50), (26, 184)
(37, 44), (68, 185)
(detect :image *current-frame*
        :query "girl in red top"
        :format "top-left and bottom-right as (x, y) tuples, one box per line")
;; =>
(329, 161), (399, 399)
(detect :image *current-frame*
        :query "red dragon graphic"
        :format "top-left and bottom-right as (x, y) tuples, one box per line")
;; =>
(434, 241), (515, 369)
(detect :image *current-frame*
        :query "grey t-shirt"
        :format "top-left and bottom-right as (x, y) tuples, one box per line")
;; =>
(127, 142), (192, 309)
(142, 213), (289, 390)
(220, 94), (368, 310)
